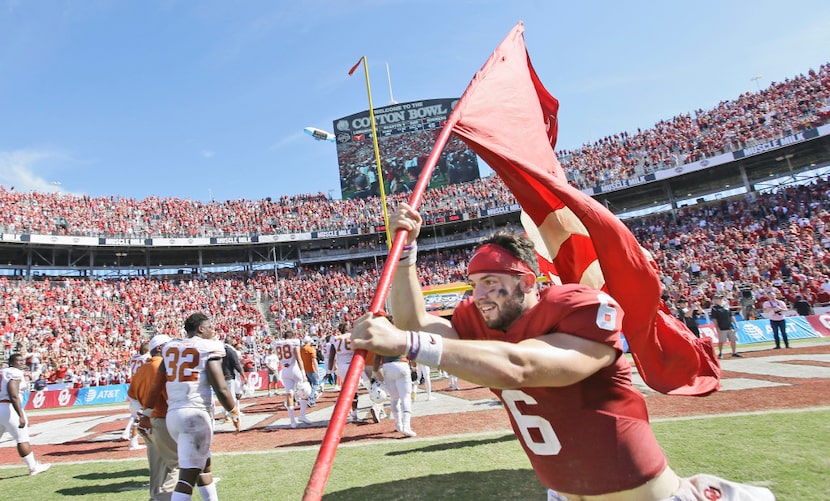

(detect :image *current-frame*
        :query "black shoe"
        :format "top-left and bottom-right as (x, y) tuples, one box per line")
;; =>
(731, 353), (742, 358)
(773, 346), (781, 349)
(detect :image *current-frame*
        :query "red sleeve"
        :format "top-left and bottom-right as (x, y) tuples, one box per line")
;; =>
(553, 286), (624, 346)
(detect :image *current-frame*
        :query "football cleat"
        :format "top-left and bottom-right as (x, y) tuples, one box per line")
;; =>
(29, 462), (52, 476)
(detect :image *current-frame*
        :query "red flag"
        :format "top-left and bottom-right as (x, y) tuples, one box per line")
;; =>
(348, 57), (363, 76)
(451, 22), (720, 396)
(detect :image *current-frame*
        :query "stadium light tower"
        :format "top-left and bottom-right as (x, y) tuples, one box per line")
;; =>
(750, 75), (763, 92)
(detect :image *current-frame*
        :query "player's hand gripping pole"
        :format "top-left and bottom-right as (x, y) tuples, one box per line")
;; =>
(302, 113), (463, 500)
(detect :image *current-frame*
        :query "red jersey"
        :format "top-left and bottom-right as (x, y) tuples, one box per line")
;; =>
(452, 284), (666, 495)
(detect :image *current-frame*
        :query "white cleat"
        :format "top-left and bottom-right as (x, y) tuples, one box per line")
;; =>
(299, 416), (312, 424)
(29, 462), (52, 476)
(401, 428), (417, 438)
(290, 421), (298, 429)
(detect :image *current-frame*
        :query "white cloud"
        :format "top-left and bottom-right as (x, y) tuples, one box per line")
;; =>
(0, 149), (65, 193)
(200, 149), (215, 158)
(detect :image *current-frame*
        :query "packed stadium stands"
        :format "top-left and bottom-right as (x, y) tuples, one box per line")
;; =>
(1, 63), (827, 239)
(2, 62), (829, 388)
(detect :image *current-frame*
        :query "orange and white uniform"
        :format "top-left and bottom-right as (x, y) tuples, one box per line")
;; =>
(274, 337), (303, 393)
(161, 336), (225, 469)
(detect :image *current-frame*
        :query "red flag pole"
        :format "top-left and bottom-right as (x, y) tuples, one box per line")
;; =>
(302, 112), (463, 501)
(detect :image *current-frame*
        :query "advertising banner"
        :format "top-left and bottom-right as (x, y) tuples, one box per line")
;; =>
(805, 313), (830, 337)
(23, 387), (79, 410)
(732, 128), (820, 159)
(75, 384), (130, 406)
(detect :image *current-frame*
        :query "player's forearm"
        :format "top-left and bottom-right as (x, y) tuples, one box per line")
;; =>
(390, 261), (428, 330)
(433, 338), (543, 389)
(436, 335), (609, 390)
(214, 385), (237, 411)
(206, 362), (237, 412)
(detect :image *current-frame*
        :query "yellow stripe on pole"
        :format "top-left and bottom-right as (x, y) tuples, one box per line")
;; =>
(361, 56), (393, 248)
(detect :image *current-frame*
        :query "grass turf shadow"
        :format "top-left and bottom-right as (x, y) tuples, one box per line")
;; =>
(323, 469), (543, 500)
(385, 434), (515, 456)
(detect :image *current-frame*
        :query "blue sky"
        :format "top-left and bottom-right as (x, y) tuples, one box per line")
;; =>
(2, 0), (829, 202)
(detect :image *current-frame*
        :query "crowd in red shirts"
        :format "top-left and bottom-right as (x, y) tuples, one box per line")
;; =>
(1, 64), (828, 238)
(631, 179), (830, 315)
(4, 174), (830, 389)
(560, 63), (830, 189)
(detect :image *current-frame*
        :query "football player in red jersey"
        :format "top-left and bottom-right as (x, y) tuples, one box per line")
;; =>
(352, 204), (774, 501)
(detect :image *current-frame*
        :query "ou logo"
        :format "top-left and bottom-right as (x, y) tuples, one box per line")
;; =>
(247, 372), (262, 390)
(32, 390), (46, 409)
(58, 388), (72, 407)
(819, 314), (830, 330)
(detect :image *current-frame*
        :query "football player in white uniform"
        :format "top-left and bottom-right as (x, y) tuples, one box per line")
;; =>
(161, 313), (239, 501)
(274, 332), (309, 428)
(411, 361), (434, 401)
(122, 341), (150, 449)
(264, 347), (280, 396)
(327, 323), (372, 423)
(0, 353), (51, 475)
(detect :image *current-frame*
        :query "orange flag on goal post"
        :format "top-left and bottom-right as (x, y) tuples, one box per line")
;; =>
(450, 22), (720, 396)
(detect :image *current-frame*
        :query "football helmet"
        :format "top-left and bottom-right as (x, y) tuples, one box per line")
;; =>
(370, 380), (389, 404)
(296, 381), (312, 400)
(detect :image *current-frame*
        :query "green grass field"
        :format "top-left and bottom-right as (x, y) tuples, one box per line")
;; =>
(2, 409), (827, 500)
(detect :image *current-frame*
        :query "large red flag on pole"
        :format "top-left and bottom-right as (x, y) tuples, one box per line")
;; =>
(305, 21), (720, 500)
(450, 22), (720, 396)
(303, 63), (467, 501)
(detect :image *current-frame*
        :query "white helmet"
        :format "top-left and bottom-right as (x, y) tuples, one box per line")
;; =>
(369, 380), (389, 404)
(296, 381), (312, 400)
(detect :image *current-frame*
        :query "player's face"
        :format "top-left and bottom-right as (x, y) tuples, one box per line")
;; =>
(469, 273), (526, 331)
(196, 319), (217, 340)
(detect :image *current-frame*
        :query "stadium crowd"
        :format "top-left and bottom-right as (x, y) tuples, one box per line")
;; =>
(2, 63), (830, 390)
(1, 63), (827, 238)
(561, 63), (830, 188)
(4, 175), (830, 390)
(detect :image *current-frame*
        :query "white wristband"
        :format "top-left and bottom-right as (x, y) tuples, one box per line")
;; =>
(399, 241), (418, 267)
(413, 331), (443, 368)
